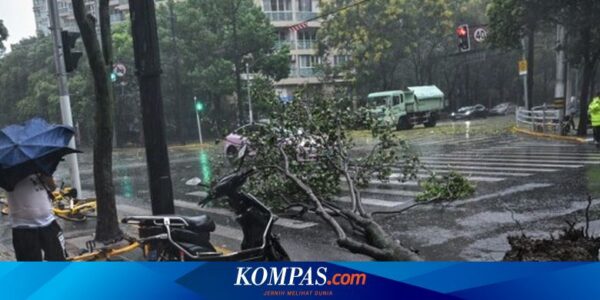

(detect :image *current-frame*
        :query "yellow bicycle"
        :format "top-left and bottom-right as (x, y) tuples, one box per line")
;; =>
(1, 187), (97, 222)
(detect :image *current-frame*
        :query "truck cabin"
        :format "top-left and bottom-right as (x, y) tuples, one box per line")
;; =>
(367, 91), (405, 109)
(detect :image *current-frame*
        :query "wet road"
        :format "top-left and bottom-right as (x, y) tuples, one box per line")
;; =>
(47, 116), (600, 261)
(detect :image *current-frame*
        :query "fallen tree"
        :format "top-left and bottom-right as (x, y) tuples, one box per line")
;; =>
(240, 88), (473, 261)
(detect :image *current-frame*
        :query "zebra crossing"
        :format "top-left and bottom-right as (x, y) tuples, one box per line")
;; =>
(336, 135), (598, 209)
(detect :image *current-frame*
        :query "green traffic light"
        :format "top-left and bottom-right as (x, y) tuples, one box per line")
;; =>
(195, 101), (204, 111)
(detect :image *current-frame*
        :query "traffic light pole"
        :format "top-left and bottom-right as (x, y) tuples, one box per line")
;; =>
(521, 38), (529, 110)
(194, 97), (203, 144)
(48, 0), (81, 194)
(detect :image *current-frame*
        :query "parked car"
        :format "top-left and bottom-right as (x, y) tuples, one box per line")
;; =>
(223, 123), (320, 165)
(450, 104), (488, 120)
(489, 102), (516, 116)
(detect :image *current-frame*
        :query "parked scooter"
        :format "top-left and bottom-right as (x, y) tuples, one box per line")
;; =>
(121, 167), (290, 261)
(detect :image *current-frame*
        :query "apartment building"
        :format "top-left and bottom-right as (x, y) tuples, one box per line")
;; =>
(33, 0), (340, 100)
(33, 0), (131, 36)
(255, 0), (324, 101)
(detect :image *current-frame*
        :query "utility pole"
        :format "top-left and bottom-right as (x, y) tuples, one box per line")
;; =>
(48, 0), (81, 194)
(555, 25), (566, 107)
(168, 0), (186, 145)
(521, 38), (529, 109)
(246, 62), (254, 124)
(128, 0), (174, 215)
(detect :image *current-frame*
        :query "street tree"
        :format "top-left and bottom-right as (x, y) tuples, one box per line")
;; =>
(319, 0), (454, 96)
(165, 0), (290, 128)
(486, 0), (557, 109)
(558, 0), (600, 136)
(72, 0), (122, 243)
(0, 19), (8, 55)
(238, 87), (475, 260)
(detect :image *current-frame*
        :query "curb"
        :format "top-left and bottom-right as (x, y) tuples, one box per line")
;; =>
(512, 127), (589, 144)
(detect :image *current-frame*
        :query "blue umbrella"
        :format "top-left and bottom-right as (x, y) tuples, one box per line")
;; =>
(0, 118), (80, 191)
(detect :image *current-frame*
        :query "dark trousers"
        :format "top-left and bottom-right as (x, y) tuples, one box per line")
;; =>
(594, 126), (600, 144)
(12, 220), (66, 261)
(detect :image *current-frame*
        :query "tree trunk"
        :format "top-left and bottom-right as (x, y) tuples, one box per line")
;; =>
(72, 0), (122, 242)
(577, 27), (593, 136)
(526, 25), (535, 109)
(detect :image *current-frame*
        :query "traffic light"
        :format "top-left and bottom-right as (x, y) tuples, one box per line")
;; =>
(61, 30), (83, 73)
(195, 101), (204, 112)
(456, 24), (471, 52)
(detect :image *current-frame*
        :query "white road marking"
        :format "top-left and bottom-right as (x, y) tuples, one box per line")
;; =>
(418, 170), (532, 177)
(421, 161), (582, 169)
(424, 156), (600, 165)
(402, 165), (559, 173)
(334, 196), (405, 208)
(454, 183), (554, 205)
(340, 186), (419, 197)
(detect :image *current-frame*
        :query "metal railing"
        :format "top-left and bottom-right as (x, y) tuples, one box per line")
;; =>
(296, 11), (318, 21)
(296, 39), (316, 49)
(516, 105), (565, 135)
(265, 11), (294, 21)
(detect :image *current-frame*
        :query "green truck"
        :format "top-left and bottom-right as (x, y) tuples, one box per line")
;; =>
(367, 85), (446, 130)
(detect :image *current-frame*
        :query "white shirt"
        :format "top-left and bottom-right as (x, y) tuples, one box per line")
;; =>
(7, 175), (55, 228)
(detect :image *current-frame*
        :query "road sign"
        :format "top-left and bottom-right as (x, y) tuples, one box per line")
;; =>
(519, 60), (528, 76)
(113, 63), (127, 77)
(473, 28), (488, 43)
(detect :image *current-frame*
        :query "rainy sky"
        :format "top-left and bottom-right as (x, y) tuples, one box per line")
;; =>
(0, 0), (36, 51)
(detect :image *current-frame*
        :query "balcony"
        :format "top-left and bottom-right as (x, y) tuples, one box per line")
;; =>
(275, 40), (292, 49)
(296, 39), (316, 50)
(265, 11), (294, 22)
(290, 68), (320, 78)
(296, 11), (318, 21)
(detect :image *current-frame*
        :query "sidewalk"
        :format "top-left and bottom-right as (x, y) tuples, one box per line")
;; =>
(513, 127), (593, 143)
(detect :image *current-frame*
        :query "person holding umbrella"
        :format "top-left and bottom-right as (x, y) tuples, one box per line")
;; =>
(0, 118), (80, 261)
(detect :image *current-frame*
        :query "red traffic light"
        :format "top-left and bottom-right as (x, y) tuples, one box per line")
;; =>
(456, 26), (467, 37)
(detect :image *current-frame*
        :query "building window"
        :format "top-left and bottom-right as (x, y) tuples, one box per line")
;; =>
(334, 55), (351, 66)
(299, 55), (320, 68)
(297, 29), (317, 49)
(298, 0), (312, 12)
(264, 0), (292, 11)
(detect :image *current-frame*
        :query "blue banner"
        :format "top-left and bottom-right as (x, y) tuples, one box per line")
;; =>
(2, 262), (600, 299)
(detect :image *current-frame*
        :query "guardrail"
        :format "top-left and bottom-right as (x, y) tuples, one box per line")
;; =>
(516, 105), (565, 135)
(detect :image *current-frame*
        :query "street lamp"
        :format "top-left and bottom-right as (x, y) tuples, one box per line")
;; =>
(194, 96), (204, 144)
(245, 62), (254, 124)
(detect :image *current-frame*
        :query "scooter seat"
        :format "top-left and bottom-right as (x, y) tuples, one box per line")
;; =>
(182, 215), (216, 233)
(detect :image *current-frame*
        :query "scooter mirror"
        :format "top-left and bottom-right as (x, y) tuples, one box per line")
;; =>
(185, 177), (202, 186)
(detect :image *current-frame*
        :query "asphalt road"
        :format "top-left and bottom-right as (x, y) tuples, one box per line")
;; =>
(7, 115), (598, 261)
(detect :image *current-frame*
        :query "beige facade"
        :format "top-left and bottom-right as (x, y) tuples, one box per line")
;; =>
(33, 0), (131, 36)
(254, 0), (323, 101)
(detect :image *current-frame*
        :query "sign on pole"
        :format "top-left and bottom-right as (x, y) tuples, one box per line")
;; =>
(113, 63), (127, 77)
(473, 28), (488, 43)
(519, 60), (528, 76)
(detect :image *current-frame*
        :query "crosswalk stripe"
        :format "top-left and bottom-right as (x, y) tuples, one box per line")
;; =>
(340, 186), (419, 197)
(416, 136), (494, 146)
(440, 151), (600, 159)
(391, 173), (506, 182)
(417, 169), (532, 177)
(397, 164), (559, 173)
(341, 178), (420, 187)
(420, 161), (582, 168)
(478, 148), (600, 155)
(426, 156), (600, 164)
(429, 165), (560, 172)
(334, 196), (405, 208)
(453, 183), (553, 205)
